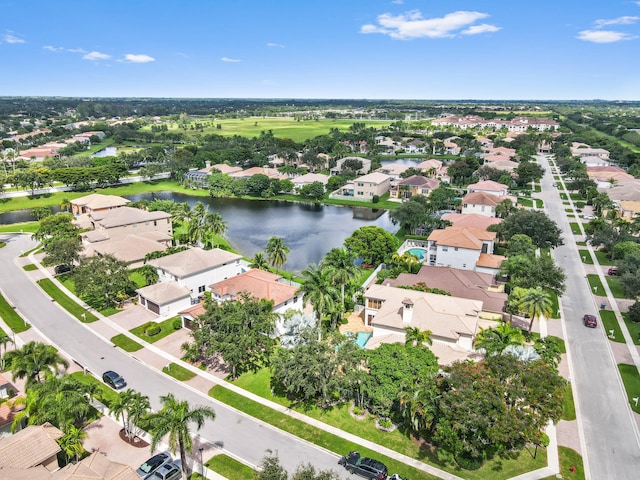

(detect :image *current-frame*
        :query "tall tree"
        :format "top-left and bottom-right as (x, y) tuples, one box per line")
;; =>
(111, 389), (151, 441)
(297, 264), (339, 337)
(73, 254), (136, 309)
(519, 287), (553, 334)
(473, 322), (525, 356)
(321, 247), (359, 314)
(208, 212), (228, 248)
(404, 327), (433, 347)
(489, 210), (563, 248)
(344, 226), (400, 266)
(266, 236), (290, 271)
(144, 393), (216, 480)
(249, 252), (271, 271)
(57, 425), (87, 465)
(7, 341), (69, 385)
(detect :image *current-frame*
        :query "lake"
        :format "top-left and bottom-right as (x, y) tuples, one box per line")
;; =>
(0, 192), (396, 272)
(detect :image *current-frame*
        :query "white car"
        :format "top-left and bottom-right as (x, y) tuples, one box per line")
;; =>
(584, 214), (596, 220)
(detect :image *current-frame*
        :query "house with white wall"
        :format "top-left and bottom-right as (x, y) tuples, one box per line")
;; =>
(466, 180), (509, 197)
(426, 226), (504, 274)
(461, 191), (514, 217)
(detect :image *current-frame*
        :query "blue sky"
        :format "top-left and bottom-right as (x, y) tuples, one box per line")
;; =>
(1, 0), (639, 100)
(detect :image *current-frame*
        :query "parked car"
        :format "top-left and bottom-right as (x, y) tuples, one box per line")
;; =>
(148, 461), (182, 480)
(339, 451), (388, 479)
(584, 214), (596, 220)
(54, 264), (72, 274)
(136, 452), (172, 479)
(102, 370), (127, 389)
(608, 267), (618, 275)
(583, 314), (597, 328)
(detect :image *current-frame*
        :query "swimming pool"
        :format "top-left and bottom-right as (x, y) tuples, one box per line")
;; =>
(406, 247), (427, 260)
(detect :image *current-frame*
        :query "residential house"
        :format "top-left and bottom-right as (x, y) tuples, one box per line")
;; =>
(375, 163), (410, 184)
(466, 180), (509, 197)
(461, 191), (513, 217)
(416, 159), (443, 176)
(70, 193), (130, 215)
(229, 166), (287, 179)
(603, 180), (640, 203)
(426, 226), (505, 274)
(329, 156), (372, 176)
(363, 283), (482, 351)
(386, 265), (507, 318)
(440, 212), (502, 231)
(443, 138), (461, 155)
(209, 269), (303, 315)
(483, 146), (517, 158)
(618, 200), (640, 220)
(374, 137), (401, 154)
(432, 115), (558, 132)
(587, 166), (635, 188)
(17, 142), (67, 161)
(571, 143), (610, 162)
(49, 452), (141, 480)
(136, 247), (244, 315)
(0, 423), (62, 471)
(405, 139), (427, 153)
(389, 175), (440, 201)
(291, 173), (329, 191)
(487, 159), (519, 172)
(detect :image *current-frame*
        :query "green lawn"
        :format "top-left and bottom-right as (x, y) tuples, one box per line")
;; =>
(578, 250), (593, 264)
(622, 313), (640, 345)
(140, 117), (392, 143)
(586, 274), (604, 295)
(36, 278), (99, 323)
(130, 317), (180, 343)
(129, 271), (147, 288)
(22, 263), (38, 271)
(605, 276), (626, 299)
(600, 310), (624, 343)
(204, 454), (254, 480)
(0, 292), (31, 333)
(70, 371), (119, 409)
(541, 447), (584, 480)
(110, 333), (143, 352)
(0, 221), (39, 233)
(593, 250), (614, 266)
(162, 362), (196, 381)
(618, 364), (640, 414)
(576, 241), (587, 246)
(214, 369), (546, 480)
(562, 384), (576, 421)
(569, 222), (582, 234)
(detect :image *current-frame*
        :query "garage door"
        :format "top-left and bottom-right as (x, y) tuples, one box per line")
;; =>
(147, 301), (160, 314)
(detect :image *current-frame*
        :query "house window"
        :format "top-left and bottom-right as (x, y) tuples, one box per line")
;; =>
(442, 246), (448, 252)
(154, 220), (157, 226)
(198, 285), (206, 293)
(454, 247), (458, 251)
(463, 204), (468, 208)
(368, 298), (382, 309)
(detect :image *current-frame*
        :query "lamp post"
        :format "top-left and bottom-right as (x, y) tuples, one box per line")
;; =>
(199, 447), (205, 479)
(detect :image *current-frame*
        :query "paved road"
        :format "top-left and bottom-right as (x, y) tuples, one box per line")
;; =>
(536, 155), (640, 479)
(0, 233), (351, 478)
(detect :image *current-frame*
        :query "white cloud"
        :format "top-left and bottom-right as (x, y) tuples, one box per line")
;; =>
(123, 53), (155, 63)
(594, 16), (639, 27)
(83, 51), (111, 61)
(4, 32), (25, 44)
(360, 10), (497, 39)
(43, 45), (64, 52)
(221, 57), (241, 62)
(462, 23), (502, 35)
(267, 42), (285, 48)
(391, 0), (404, 4)
(577, 29), (636, 43)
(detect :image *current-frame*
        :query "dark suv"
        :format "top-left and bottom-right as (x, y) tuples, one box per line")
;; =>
(339, 451), (388, 479)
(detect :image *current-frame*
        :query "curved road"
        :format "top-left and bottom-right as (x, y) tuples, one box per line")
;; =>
(0, 233), (350, 478)
(536, 155), (640, 479)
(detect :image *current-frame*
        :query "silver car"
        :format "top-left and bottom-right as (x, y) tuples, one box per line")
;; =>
(148, 461), (182, 480)
(136, 452), (172, 478)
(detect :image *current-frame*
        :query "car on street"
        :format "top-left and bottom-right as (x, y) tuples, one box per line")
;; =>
(584, 314), (598, 328)
(552, 182), (557, 187)
(102, 370), (127, 389)
(584, 214), (596, 220)
(148, 461), (182, 480)
(608, 267), (618, 275)
(339, 451), (388, 479)
(136, 452), (172, 478)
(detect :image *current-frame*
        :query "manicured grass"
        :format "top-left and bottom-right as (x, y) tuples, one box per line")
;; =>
(217, 369), (546, 480)
(130, 317), (181, 343)
(100, 306), (120, 316)
(569, 222), (582, 234)
(0, 292), (31, 333)
(36, 278), (99, 323)
(163, 362), (196, 381)
(618, 364), (640, 414)
(605, 276), (626, 299)
(586, 274), (604, 295)
(0, 242), (5, 248)
(600, 310), (624, 343)
(129, 271), (147, 288)
(518, 197), (543, 208)
(110, 333), (143, 352)
(560, 193), (568, 200)
(569, 193), (584, 201)
(20, 245), (42, 257)
(70, 371), (119, 409)
(546, 290), (561, 319)
(0, 221), (39, 233)
(578, 250), (593, 264)
(562, 384), (576, 421)
(576, 241), (587, 246)
(528, 333), (566, 353)
(541, 447), (584, 480)
(205, 454), (255, 480)
(622, 313), (640, 345)
(22, 263), (38, 271)
(593, 250), (614, 266)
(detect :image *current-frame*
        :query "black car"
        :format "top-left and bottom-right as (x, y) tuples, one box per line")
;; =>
(339, 451), (388, 479)
(54, 264), (72, 274)
(102, 370), (127, 389)
(136, 452), (172, 478)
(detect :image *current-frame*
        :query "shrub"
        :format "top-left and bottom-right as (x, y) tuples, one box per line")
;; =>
(173, 318), (182, 330)
(372, 195), (380, 203)
(629, 301), (640, 323)
(378, 417), (392, 429)
(145, 323), (161, 336)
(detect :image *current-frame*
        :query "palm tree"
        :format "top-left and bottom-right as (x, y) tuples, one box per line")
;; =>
(60, 197), (71, 213)
(474, 322), (525, 356)
(208, 212), (227, 248)
(58, 425), (87, 465)
(249, 252), (271, 271)
(0, 331), (13, 371)
(7, 341), (69, 385)
(144, 393), (216, 480)
(265, 236), (290, 271)
(518, 287), (553, 334)
(321, 247), (359, 313)
(404, 327), (433, 348)
(297, 263), (339, 339)
(111, 389), (151, 441)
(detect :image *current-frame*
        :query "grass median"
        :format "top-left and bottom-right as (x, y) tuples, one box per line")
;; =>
(36, 278), (99, 323)
(110, 333), (143, 352)
(618, 364), (640, 414)
(0, 292), (31, 333)
(162, 362), (196, 381)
